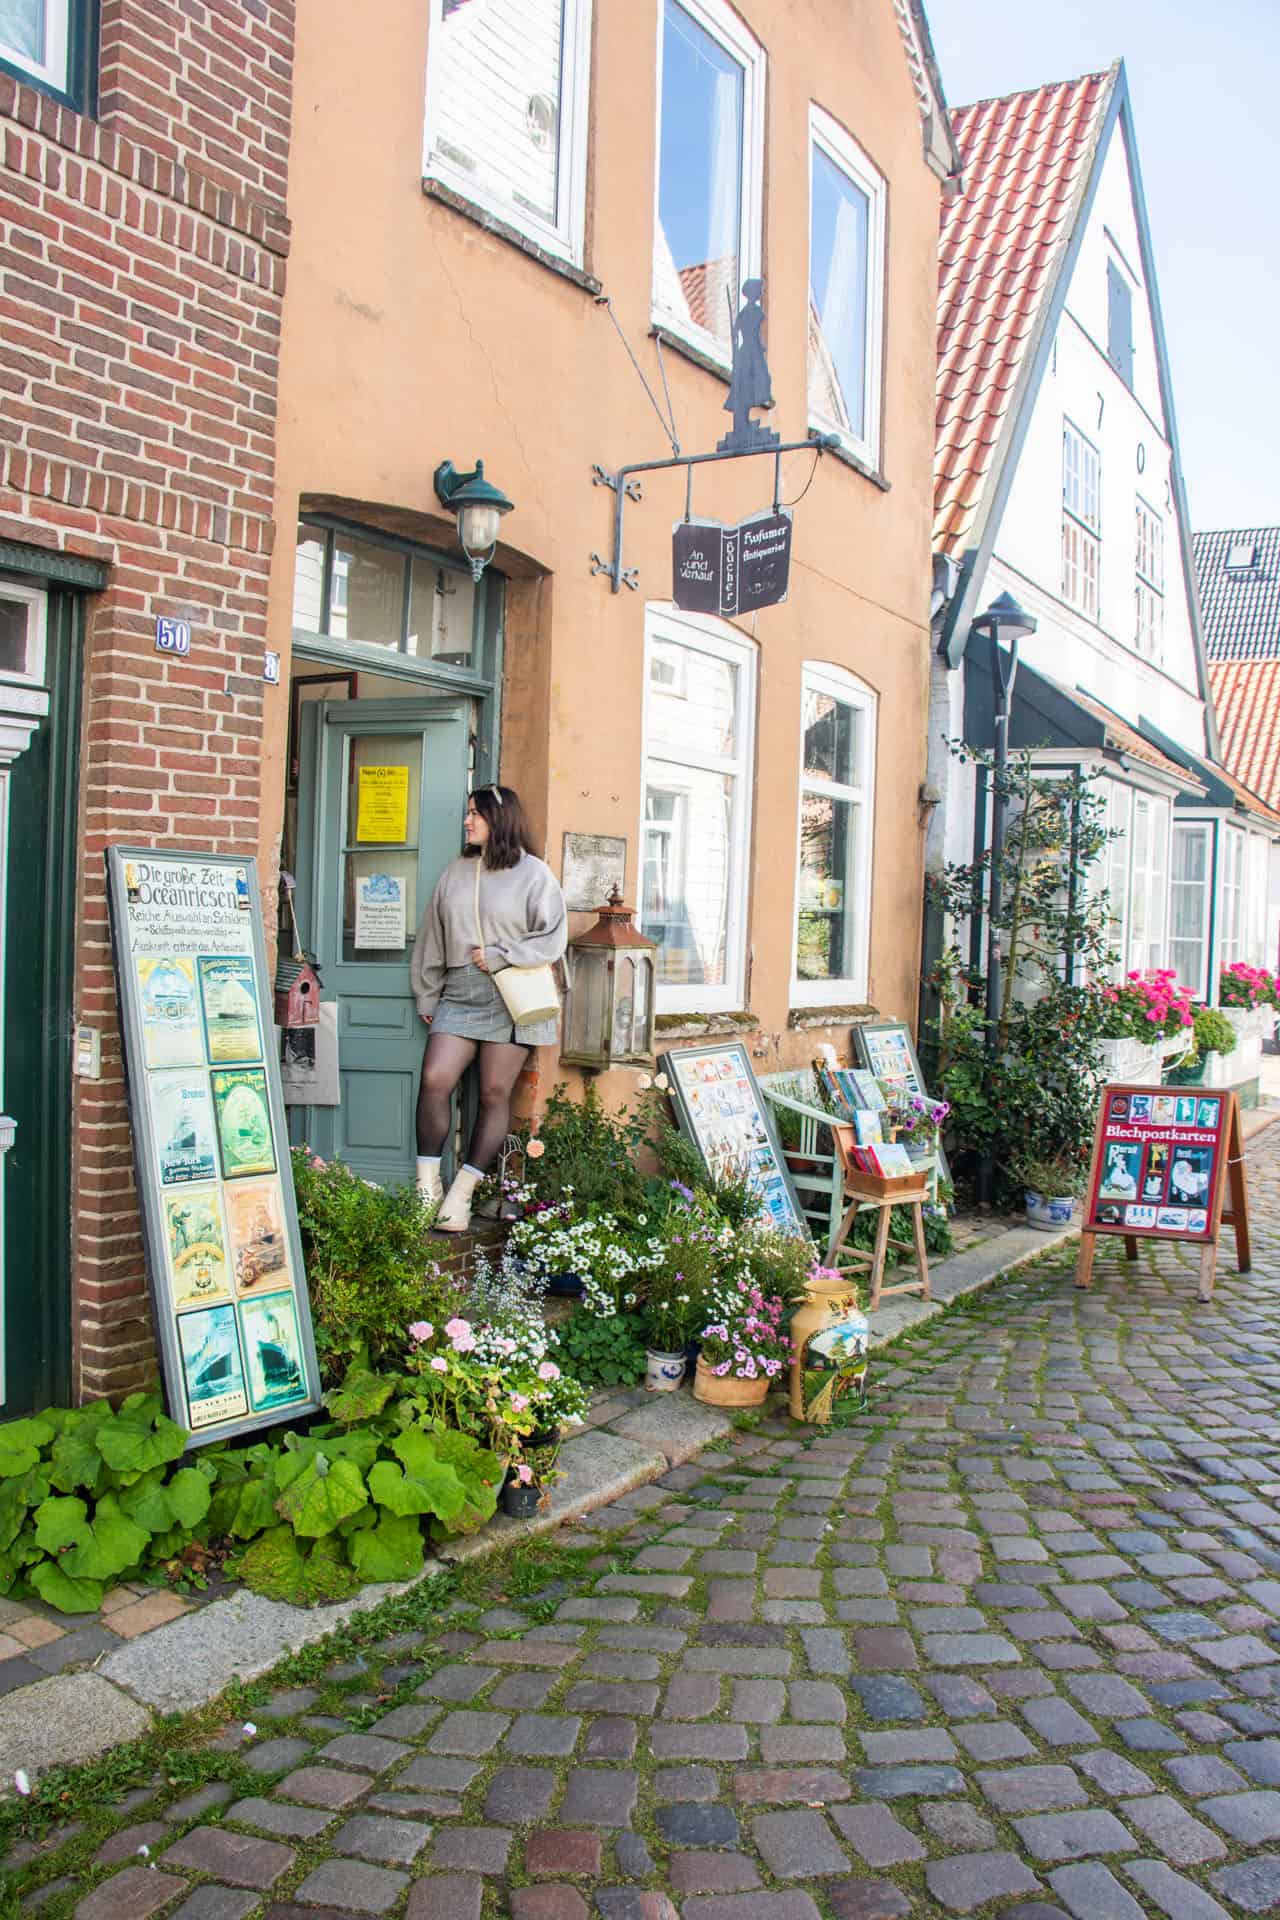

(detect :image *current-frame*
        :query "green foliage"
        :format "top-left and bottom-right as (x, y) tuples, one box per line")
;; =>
(290, 1148), (465, 1382)
(652, 1124), (763, 1228)
(558, 1308), (649, 1387)
(1193, 1005), (1237, 1057)
(522, 1083), (652, 1215)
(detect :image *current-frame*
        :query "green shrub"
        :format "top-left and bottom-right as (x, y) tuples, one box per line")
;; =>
(291, 1148), (464, 1381)
(558, 1309), (648, 1387)
(1193, 1006), (1237, 1058)
(523, 1084), (651, 1215)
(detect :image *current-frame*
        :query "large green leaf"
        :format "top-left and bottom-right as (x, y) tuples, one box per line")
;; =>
(166, 1467), (211, 1530)
(369, 1429), (466, 1524)
(0, 1414), (56, 1479)
(323, 1370), (398, 1427)
(350, 1511), (425, 1584)
(117, 1470), (173, 1534)
(322, 1430), (382, 1475)
(0, 1470), (50, 1555)
(238, 1526), (361, 1606)
(47, 1404), (112, 1494)
(94, 1395), (189, 1483)
(33, 1493), (149, 1582)
(424, 1427), (503, 1536)
(30, 1560), (104, 1615)
(231, 1476), (277, 1540)
(274, 1454), (368, 1538)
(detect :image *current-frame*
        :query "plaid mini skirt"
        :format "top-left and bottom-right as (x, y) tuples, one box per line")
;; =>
(429, 963), (558, 1048)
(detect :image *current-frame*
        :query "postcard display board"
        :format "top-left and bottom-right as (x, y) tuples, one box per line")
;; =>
(659, 1042), (808, 1238)
(106, 849), (323, 1442)
(852, 1019), (951, 1187)
(1076, 1084), (1251, 1304)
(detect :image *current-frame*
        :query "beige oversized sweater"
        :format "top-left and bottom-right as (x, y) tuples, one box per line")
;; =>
(410, 851), (567, 1019)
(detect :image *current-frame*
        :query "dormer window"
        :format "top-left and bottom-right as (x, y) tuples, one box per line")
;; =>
(1225, 540), (1257, 572)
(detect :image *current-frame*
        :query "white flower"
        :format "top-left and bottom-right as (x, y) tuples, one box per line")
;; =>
(242, 1722), (257, 1737)
(13, 1770), (30, 1797)
(654, 1072), (670, 1090)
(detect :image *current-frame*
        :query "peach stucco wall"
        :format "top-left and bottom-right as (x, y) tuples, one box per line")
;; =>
(262, 0), (943, 1095)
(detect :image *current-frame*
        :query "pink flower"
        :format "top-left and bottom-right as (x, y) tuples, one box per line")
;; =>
(537, 1360), (560, 1381)
(516, 1463), (534, 1485)
(429, 1356), (449, 1373)
(526, 1138), (545, 1160)
(714, 1361), (730, 1376)
(444, 1317), (471, 1340)
(511, 1393), (529, 1412)
(408, 1321), (433, 1343)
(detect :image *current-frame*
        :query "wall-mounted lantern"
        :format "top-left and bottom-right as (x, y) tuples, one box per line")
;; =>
(562, 888), (657, 1069)
(433, 459), (514, 582)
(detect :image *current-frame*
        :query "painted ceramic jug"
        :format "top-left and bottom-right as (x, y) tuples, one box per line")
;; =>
(789, 1274), (870, 1423)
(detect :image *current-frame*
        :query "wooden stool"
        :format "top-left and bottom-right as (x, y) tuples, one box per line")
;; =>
(827, 1124), (932, 1313)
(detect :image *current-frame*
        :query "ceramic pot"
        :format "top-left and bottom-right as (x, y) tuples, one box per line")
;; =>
(1025, 1191), (1076, 1231)
(789, 1273), (867, 1422)
(645, 1349), (686, 1392)
(693, 1358), (769, 1407)
(501, 1479), (541, 1519)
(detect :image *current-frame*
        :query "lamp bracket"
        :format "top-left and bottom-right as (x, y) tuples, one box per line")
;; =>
(590, 432), (838, 594)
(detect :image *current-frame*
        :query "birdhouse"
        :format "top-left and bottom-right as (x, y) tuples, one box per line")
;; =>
(274, 955), (322, 1028)
(562, 888), (657, 1068)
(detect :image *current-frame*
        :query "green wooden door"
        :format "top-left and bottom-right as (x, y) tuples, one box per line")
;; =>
(292, 697), (470, 1185)
(2, 591), (79, 1416)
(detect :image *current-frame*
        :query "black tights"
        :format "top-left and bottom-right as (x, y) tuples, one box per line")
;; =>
(416, 1033), (530, 1173)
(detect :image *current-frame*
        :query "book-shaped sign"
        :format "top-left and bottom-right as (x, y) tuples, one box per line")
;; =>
(107, 849), (323, 1442)
(672, 507), (792, 617)
(659, 1041), (809, 1239)
(1076, 1083), (1250, 1304)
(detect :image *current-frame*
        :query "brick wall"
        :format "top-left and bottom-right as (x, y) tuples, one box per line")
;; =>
(0, 1), (294, 1399)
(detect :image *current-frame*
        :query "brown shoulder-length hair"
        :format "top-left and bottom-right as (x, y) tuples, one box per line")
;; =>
(465, 784), (535, 870)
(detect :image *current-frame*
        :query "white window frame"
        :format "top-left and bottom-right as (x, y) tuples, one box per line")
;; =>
(790, 662), (876, 1006)
(0, 0), (69, 92)
(0, 578), (48, 689)
(806, 105), (886, 468)
(1134, 494), (1163, 660)
(1126, 790), (1170, 975)
(1218, 821), (1245, 969)
(640, 605), (756, 1015)
(422, 0), (593, 268)
(1169, 820), (1210, 1000)
(1245, 830), (1269, 967)
(1062, 419), (1100, 618)
(650, 0), (766, 368)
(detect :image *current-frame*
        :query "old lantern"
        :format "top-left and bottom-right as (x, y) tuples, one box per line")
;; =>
(562, 888), (657, 1069)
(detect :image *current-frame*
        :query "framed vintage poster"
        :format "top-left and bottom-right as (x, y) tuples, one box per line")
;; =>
(659, 1041), (809, 1240)
(1075, 1083), (1250, 1303)
(852, 1020), (950, 1185)
(106, 848), (323, 1443)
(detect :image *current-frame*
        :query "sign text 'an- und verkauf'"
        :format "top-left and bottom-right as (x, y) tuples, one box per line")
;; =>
(672, 506), (793, 617)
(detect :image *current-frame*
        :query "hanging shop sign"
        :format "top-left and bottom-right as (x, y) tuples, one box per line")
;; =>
(106, 848), (323, 1443)
(1075, 1084), (1250, 1303)
(659, 1040), (808, 1239)
(672, 507), (792, 618)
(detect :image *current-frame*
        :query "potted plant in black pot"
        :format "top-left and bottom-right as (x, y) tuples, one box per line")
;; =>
(501, 1436), (563, 1518)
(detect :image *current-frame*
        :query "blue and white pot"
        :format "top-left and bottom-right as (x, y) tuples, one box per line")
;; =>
(645, 1349), (686, 1392)
(1025, 1191), (1076, 1231)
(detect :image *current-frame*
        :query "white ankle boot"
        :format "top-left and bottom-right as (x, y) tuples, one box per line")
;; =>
(436, 1165), (483, 1233)
(416, 1157), (443, 1207)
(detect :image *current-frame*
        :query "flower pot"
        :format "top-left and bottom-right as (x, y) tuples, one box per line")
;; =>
(1025, 1191), (1076, 1231)
(501, 1479), (541, 1519)
(527, 1425), (560, 1449)
(645, 1349), (686, 1392)
(545, 1272), (585, 1298)
(903, 1139), (934, 1165)
(784, 1152), (819, 1175)
(1098, 1035), (1163, 1086)
(788, 1274), (868, 1423)
(693, 1357), (769, 1408)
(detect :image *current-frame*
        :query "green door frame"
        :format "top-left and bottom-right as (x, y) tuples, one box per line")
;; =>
(4, 588), (82, 1413)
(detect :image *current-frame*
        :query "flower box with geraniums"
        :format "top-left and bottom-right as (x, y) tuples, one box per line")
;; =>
(1097, 971), (1196, 1085)
(1218, 964), (1278, 1064)
(1015, 1155), (1086, 1232)
(693, 1276), (792, 1408)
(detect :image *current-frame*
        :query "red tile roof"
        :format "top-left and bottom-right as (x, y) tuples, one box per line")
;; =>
(1208, 658), (1280, 814)
(1066, 687), (1204, 790)
(935, 70), (1114, 555)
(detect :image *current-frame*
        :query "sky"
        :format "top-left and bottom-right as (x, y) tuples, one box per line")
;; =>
(923, 0), (1280, 534)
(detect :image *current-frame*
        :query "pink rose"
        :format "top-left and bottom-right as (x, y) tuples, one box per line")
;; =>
(526, 1138), (545, 1159)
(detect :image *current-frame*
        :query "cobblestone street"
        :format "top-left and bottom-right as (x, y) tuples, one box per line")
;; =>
(9, 1123), (1280, 1920)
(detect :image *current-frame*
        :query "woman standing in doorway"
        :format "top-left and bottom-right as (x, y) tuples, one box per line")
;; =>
(410, 785), (566, 1232)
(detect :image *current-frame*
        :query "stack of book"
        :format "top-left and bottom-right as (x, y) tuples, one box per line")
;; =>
(844, 1139), (916, 1179)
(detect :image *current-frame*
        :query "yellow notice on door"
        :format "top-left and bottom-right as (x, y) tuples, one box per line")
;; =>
(356, 765), (410, 843)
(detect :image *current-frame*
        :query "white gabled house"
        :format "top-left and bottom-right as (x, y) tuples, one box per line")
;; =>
(926, 61), (1280, 1011)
